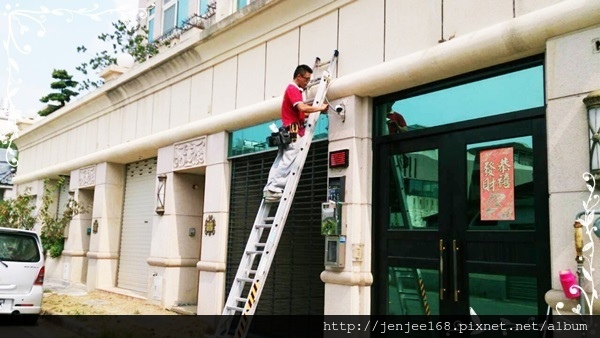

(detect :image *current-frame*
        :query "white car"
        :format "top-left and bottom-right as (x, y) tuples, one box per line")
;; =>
(0, 227), (45, 324)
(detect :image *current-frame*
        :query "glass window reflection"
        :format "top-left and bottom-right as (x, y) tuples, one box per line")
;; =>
(375, 66), (544, 136)
(228, 114), (329, 157)
(389, 150), (439, 229)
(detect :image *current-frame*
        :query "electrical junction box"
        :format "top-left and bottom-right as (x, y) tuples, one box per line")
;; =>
(324, 235), (346, 268)
(321, 201), (342, 235)
(328, 176), (345, 202)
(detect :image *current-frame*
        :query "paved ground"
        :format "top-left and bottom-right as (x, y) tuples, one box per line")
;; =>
(43, 279), (87, 298)
(42, 279), (184, 315)
(40, 279), (212, 338)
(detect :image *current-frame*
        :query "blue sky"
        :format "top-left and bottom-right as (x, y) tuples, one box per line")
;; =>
(1, 1), (140, 118)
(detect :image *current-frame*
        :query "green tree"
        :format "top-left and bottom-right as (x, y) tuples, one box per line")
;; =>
(0, 188), (36, 230)
(38, 69), (79, 117)
(39, 178), (87, 257)
(0, 178), (87, 257)
(76, 20), (167, 91)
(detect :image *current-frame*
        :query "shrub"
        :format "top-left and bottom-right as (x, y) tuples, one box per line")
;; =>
(0, 178), (87, 257)
(39, 177), (87, 257)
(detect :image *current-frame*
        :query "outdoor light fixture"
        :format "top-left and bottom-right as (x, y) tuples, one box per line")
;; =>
(116, 53), (135, 69)
(584, 90), (600, 179)
(156, 174), (167, 215)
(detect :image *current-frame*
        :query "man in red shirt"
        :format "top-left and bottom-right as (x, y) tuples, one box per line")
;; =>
(386, 110), (408, 134)
(263, 64), (328, 202)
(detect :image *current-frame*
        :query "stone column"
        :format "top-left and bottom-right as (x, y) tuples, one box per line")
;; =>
(62, 171), (94, 285)
(544, 25), (600, 314)
(320, 96), (373, 315)
(85, 163), (125, 291)
(196, 132), (230, 315)
(147, 137), (205, 308)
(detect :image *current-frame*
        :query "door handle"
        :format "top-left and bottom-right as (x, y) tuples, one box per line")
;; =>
(439, 239), (446, 300)
(453, 239), (460, 302)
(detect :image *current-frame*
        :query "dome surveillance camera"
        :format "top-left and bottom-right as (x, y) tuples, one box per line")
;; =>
(334, 104), (345, 114)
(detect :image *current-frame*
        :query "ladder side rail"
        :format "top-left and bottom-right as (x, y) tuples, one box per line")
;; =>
(217, 203), (274, 335)
(224, 50), (338, 338)
(415, 269), (431, 316)
(238, 52), (338, 320)
(391, 155), (432, 317)
(392, 155), (413, 229)
(240, 75), (330, 317)
(221, 203), (272, 315)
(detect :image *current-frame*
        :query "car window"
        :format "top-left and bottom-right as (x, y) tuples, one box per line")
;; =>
(0, 233), (40, 262)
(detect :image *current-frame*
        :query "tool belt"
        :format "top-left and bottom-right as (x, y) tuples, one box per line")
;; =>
(266, 123), (299, 148)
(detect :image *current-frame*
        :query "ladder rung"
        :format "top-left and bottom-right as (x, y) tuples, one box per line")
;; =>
(226, 306), (244, 313)
(255, 224), (272, 229)
(308, 78), (322, 86)
(220, 50), (338, 330)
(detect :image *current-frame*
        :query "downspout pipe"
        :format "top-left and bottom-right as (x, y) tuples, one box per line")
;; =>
(13, 0), (600, 184)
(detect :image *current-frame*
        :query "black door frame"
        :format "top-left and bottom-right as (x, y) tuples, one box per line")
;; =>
(372, 107), (550, 315)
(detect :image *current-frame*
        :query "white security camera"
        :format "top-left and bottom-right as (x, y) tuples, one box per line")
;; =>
(334, 104), (345, 114)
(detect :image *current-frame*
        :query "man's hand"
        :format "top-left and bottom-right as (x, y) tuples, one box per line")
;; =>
(300, 102), (329, 116)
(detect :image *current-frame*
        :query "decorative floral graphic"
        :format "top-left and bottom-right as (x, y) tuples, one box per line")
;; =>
(466, 174), (597, 335)
(555, 172), (598, 316)
(479, 147), (515, 221)
(1, 3), (146, 165)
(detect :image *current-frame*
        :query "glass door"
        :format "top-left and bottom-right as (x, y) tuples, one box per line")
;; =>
(373, 112), (550, 315)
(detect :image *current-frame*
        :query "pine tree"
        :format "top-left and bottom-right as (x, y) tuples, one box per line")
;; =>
(38, 69), (79, 117)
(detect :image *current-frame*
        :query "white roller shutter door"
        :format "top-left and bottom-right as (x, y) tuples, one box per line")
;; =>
(117, 158), (157, 294)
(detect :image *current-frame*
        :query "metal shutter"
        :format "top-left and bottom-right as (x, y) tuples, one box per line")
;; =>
(227, 140), (327, 315)
(117, 158), (157, 294)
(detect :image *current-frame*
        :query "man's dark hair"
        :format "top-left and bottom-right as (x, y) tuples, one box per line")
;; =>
(294, 64), (313, 78)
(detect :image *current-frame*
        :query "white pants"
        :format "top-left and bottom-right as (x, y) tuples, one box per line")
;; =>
(263, 138), (302, 193)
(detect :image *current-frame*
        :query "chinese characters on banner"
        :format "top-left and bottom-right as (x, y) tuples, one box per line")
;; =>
(480, 147), (515, 221)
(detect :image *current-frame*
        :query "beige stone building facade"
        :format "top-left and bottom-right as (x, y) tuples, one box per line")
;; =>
(12, 0), (600, 316)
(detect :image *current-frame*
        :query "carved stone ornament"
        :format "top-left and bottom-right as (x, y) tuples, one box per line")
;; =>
(79, 166), (96, 187)
(173, 136), (207, 170)
(204, 215), (216, 236)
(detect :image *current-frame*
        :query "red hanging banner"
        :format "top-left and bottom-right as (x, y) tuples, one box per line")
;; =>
(480, 147), (515, 221)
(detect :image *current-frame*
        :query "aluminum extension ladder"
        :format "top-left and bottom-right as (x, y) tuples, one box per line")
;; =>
(216, 50), (339, 338)
(390, 146), (431, 317)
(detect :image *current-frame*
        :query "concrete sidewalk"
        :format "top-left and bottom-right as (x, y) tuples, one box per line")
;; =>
(42, 278), (196, 315)
(43, 278), (88, 297)
(41, 278), (209, 337)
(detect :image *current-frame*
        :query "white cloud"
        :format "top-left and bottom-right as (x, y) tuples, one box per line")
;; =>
(111, 0), (144, 23)
(0, 1), (144, 118)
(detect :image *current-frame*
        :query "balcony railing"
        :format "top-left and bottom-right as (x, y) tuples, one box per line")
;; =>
(154, 1), (217, 45)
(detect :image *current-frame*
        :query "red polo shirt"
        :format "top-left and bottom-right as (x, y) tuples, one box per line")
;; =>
(281, 83), (305, 136)
(386, 112), (407, 134)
